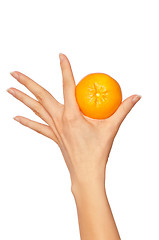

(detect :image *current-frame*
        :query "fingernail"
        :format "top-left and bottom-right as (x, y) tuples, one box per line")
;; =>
(10, 71), (20, 80)
(132, 95), (142, 104)
(59, 53), (65, 63)
(13, 116), (20, 123)
(6, 88), (16, 96)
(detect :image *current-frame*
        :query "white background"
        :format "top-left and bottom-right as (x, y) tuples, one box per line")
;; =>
(0, 0), (158, 239)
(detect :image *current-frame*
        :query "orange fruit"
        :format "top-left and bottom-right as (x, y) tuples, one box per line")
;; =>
(75, 73), (122, 119)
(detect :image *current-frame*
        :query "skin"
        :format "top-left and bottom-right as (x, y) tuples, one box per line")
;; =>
(7, 53), (141, 240)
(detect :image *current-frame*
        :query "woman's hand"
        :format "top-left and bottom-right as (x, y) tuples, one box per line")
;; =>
(7, 54), (141, 190)
(7, 54), (141, 240)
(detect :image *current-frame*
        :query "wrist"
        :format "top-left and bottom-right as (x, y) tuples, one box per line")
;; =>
(71, 170), (106, 199)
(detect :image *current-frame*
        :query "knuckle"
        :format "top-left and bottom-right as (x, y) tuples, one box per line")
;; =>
(18, 92), (26, 102)
(62, 112), (80, 127)
(32, 109), (40, 117)
(106, 119), (118, 133)
(36, 89), (46, 102)
(36, 128), (42, 134)
(62, 111), (78, 123)
(52, 109), (63, 125)
(111, 121), (120, 134)
(32, 104), (41, 117)
(121, 103), (127, 114)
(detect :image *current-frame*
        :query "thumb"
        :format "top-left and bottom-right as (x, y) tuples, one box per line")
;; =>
(111, 94), (142, 127)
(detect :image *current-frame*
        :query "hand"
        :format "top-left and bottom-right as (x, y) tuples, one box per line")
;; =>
(7, 53), (141, 190)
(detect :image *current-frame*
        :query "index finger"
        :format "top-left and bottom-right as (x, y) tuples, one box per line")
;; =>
(59, 53), (80, 114)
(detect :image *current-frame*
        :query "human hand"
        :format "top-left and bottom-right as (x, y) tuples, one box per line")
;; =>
(7, 54), (141, 191)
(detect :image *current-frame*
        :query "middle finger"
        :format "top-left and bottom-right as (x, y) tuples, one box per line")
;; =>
(7, 87), (57, 132)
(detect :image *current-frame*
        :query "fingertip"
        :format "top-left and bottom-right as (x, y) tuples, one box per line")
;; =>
(13, 116), (21, 123)
(10, 71), (20, 80)
(131, 95), (142, 104)
(6, 88), (16, 96)
(59, 53), (65, 63)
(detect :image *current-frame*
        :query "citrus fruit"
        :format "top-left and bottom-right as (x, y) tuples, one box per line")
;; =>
(75, 73), (122, 119)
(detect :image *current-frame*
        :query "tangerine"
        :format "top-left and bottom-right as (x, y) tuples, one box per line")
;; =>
(75, 73), (122, 119)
